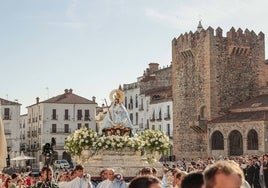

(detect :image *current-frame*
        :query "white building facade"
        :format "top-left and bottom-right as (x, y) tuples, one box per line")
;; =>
(0, 98), (21, 153)
(19, 114), (28, 153)
(123, 82), (140, 131)
(26, 89), (97, 165)
(123, 63), (173, 139)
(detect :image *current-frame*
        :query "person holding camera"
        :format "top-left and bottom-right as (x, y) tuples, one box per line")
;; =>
(65, 164), (92, 188)
(96, 168), (126, 188)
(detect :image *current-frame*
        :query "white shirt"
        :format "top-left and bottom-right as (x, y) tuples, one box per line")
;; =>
(96, 179), (127, 188)
(65, 177), (91, 188)
(96, 179), (112, 188)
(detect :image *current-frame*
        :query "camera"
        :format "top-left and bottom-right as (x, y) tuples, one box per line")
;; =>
(42, 143), (53, 157)
(83, 174), (91, 181)
(114, 173), (122, 180)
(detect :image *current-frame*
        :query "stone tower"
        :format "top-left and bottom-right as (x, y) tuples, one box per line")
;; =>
(172, 25), (268, 159)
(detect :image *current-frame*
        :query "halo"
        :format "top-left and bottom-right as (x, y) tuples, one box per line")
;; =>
(109, 89), (125, 104)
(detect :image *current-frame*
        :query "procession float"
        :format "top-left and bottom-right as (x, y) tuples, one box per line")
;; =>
(65, 88), (170, 178)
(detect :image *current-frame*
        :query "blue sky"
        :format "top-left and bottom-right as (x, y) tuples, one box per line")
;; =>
(1, 0), (268, 114)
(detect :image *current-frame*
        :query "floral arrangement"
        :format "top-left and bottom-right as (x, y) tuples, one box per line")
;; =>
(138, 129), (170, 155)
(93, 135), (143, 152)
(65, 127), (170, 159)
(64, 127), (99, 156)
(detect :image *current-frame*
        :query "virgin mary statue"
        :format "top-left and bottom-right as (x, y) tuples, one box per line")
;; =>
(100, 88), (133, 135)
(0, 116), (7, 170)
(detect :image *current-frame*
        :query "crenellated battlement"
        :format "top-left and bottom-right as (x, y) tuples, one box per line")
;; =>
(172, 26), (264, 48)
(226, 27), (264, 40)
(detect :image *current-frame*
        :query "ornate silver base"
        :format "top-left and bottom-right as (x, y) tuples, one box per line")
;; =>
(78, 150), (163, 177)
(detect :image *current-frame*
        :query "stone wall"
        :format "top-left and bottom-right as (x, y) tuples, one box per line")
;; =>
(172, 26), (267, 159)
(208, 121), (265, 158)
(140, 65), (172, 98)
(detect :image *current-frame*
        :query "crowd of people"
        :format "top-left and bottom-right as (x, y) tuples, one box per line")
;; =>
(160, 154), (268, 188)
(2, 154), (268, 188)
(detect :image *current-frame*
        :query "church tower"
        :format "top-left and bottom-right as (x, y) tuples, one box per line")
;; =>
(172, 24), (268, 159)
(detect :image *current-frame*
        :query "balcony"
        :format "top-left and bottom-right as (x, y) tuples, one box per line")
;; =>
(51, 115), (58, 120)
(164, 113), (171, 120)
(20, 144), (27, 152)
(84, 116), (91, 121)
(64, 115), (70, 121)
(138, 105), (144, 111)
(3, 115), (11, 120)
(50, 128), (71, 134)
(150, 118), (155, 122)
(20, 135), (26, 140)
(77, 116), (83, 121)
(32, 131), (38, 137)
(4, 129), (11, 135)
(156, 117), (162, 121)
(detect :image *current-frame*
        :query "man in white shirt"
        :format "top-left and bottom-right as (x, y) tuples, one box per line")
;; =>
(96, 168), (126, 188)
(65, 164), (93, 188)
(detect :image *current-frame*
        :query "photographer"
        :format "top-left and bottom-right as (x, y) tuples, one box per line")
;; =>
(35, 166), (59, 188)
(65, 164), (92, 188)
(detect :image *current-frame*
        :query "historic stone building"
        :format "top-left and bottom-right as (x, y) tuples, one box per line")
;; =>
(172, 24), (268, 159)
(123, 63), (173, 137)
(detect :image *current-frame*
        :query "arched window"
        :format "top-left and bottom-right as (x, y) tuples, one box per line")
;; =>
(247, 129), (258, 150)
(211, 131), (224, 150)
(229, 130), (243, 156)
(200, 106), (206, 119)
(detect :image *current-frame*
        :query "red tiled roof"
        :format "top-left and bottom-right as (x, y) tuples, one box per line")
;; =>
(210, 111), (268, 123)
(41, 90), (96, 104)
(0, 98), (21, 105)
(140, 75), (156, 82)
(231, 94), (268, 109)
(144, 86), (172, 96)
